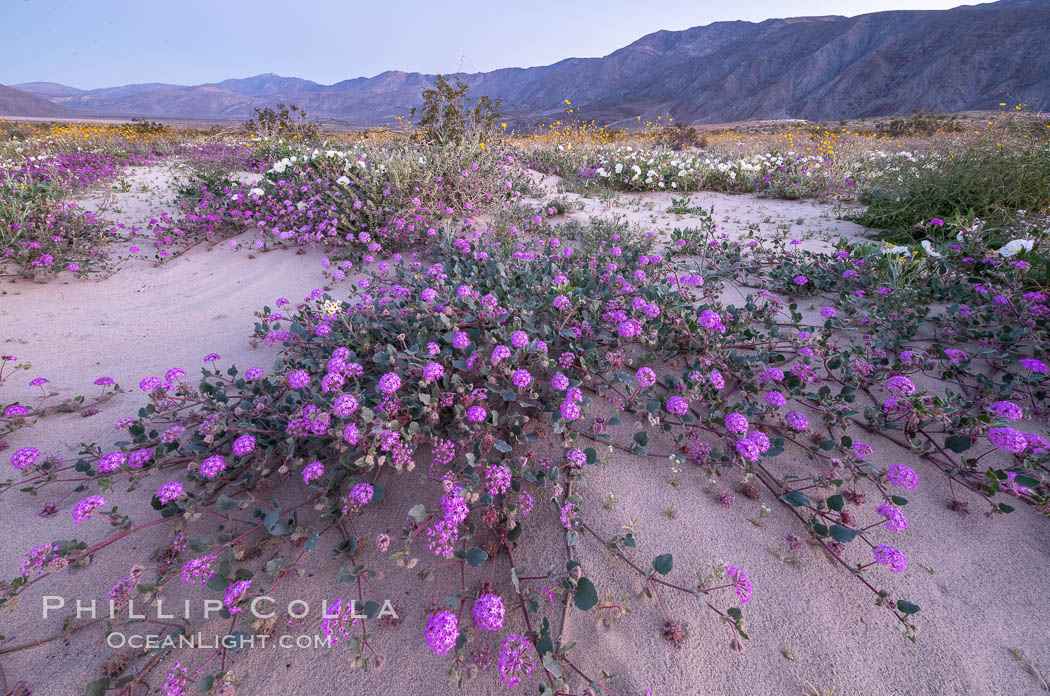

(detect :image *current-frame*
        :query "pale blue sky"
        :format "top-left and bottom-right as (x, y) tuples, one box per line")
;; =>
(2, 0), (973, 89)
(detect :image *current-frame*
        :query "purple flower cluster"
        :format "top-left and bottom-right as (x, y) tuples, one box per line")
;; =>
(485, 465), (511, 495)
(784, 411), (809, 432)
(988, 401), (1023, 420)
(566, 448), (587, 468)
(302, 460), (325, 484)
(223, 580), (251, 614)
(232, 434), (256, 456)
(887, 463), (919, 490)
(497, 634), (536, 687)
(989, 427), (1028, 454)
(422, 362), (445, 383)
(875, 504), (908, 532)
(180, 555), (217, 585)
(199, 455), (227, 478)
(512, 369), (532, 389)
(725, 412), (749, 435)
(724, 565), (752, 604)
(156, 481), (184, 504)
(886, 375), (916, 395)
(378, 372), (402, 394)
(665, 396), (689, 415)
(472, 593), (505, 631)
(72, 495), (108, 524)
(10, 446), (40, 469)
(871, 544), (907, 572)
(342, 482), (374, 513)
(425, 610), (459, 655)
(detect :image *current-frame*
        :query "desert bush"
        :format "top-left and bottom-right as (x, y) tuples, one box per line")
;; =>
(0, 197), (108, 277)
(130, 118), (170, 135)
(535, 144), (839, 199)
(8, 207), (1050, 693)
(0, 127), (185, 276)
(176, 139), (530, 263)
(649, 123), (708, 151)
(243, 103), (319, 142)
(856, 140), (1050, 240)
(411, 75), (502, 145)
(869, 112), (961, 138)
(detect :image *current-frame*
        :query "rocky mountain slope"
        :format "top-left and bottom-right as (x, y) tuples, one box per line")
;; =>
(0, 84), (74, 117)
(8, 0), (1050, 125)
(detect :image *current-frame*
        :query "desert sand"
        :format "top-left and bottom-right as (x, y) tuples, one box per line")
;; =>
(1, 167), (1048, 696)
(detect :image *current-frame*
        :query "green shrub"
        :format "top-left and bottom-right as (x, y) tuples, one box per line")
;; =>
(856, 140), (1050, 241)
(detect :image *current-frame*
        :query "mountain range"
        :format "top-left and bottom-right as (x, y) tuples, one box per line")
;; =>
(3, 0), (1049, 127)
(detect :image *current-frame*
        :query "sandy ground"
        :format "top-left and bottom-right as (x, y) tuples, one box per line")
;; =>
(1, 169), (1048, 696)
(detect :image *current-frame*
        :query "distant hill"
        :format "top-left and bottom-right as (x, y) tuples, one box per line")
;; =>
(0, 84), (74, 117)
(10, 0), (1050, 126)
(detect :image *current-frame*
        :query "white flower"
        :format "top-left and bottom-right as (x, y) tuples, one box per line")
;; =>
(336, 176), (350, 186)
(249, 187), (265, 197)
(920, 240), (942, 258)
(997, 239), (1034, 257)
(882, 245), (910, 255)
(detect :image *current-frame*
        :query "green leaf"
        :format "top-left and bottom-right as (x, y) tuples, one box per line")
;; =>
(829, 524), (857, 543)
(652, 553), (673, 575)
(227, 631), (252, 651)
(197, 675), (215, 692)
(188, 534), (214, 552)
(263, 506), (281, 530)
(536, 617), (554, 656)
(206, 576), (231, 592)
(466, 547), (488, 567)
(633, 430), (649, 447)
(407, 503), (426, 523)
(1014, 474), (1040, 489)
(268, 521), (292, 536)
(896, 600), (921, 615)
(780, 491), (813, 508)
(826, 494), (844, 511)
(85, 678), (111, 696)
(574, 577), (599, 610)
(944, 435), (972, 453)
(507, 522), (523, 542)
(494, 439), (512, 453)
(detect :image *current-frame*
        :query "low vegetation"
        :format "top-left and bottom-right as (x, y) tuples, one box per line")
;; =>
(1, 93), (1048, 694)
